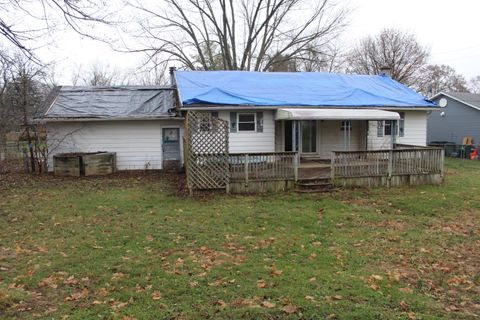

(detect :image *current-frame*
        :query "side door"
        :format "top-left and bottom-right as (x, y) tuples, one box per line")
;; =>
(162, 128), (180, 170)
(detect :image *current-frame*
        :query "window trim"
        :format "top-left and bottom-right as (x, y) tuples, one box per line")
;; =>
(237, 112), (256, 132)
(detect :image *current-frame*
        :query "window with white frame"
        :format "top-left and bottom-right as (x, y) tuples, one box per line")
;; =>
(378, 116), (404, 137)
(384, 120), (394, 136)
(341, 120), (352, 131)
(238, 113), (256, 131)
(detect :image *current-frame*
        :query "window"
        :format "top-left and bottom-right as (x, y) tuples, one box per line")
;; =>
(341, 120), (352, 131)
(238, 113), (256, 131)
(377, 113), (405, 137)
(398, 112), (405, 137)
(384, 120), (394, 136)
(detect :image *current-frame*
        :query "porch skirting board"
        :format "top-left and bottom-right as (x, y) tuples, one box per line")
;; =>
(332, 173), (443, 188)
(229, 180), (295, 193)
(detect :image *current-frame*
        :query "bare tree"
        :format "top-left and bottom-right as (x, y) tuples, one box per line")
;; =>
(469, 76), (480, 94)
(70, 63), (129, 86)
(416, 64), (468, 96)
(129, 0), (348, 71)
(134, 55), (169, 86)
(2, 53), (52, 172)
(0, 0), (114, 60)
(298, 42), (344, 72)
(345, 28), (429, 86)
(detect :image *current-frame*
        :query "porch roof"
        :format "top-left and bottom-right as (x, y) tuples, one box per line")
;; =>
(275, 108), (401, 121)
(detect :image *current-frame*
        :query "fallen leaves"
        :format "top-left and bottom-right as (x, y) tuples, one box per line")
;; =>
(63, 275), (78, 286)
(270, 266), (283, 277)
(325, 295), (343, 302)
(399, 300), (409, 311)
(151, 291), (161, 300)
(282, 305), (298, 314)
(38, 275), (58, 289)
(111, 272), (125, 281)
(399, 287), (413, 294)
(64, 288), (89, 301)
(216, 300), (227, 309)
(256, 279), (267, 288)
(261, 301), (276, 308)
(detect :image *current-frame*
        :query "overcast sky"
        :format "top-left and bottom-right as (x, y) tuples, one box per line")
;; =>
(31, 0), (480, 84)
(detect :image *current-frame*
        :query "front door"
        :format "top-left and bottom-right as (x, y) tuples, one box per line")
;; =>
(162, 128), (180, 170)
(301, 120), (317, 154)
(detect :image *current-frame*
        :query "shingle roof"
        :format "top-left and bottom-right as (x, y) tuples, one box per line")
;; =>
(43, 86), (176, 120)
(443, 92), (480, 110)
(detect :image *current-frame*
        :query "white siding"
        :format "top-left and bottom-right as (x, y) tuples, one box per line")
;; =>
(46, 120), (183, 171)
(397, 111), (427, 146)
(367, 121), (392, 150)
(218, 110), (275, 153)
(368, 111), (428, 149)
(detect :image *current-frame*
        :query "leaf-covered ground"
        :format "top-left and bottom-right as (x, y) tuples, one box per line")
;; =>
(0, 158), (479, 319)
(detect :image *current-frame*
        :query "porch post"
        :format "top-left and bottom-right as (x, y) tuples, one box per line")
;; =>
(293, 120), (300, 165)
(292, 121), (297, 153)
(294, 153), (299, 182)
(391, 120), (397, 149)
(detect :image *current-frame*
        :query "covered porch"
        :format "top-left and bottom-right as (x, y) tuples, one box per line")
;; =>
(274, 108), (400, 159)
(274, 108), (401, 181)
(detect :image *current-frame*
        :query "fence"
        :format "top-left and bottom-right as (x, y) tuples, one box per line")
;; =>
(228, 152), (297, 182)
(185, 112), (230, 194)
(331, 146), (444, 187)
(227, 152), (298, 193)
(0, 143), (28, 173)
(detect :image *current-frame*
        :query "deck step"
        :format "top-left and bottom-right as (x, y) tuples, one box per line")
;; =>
(295, 178), (334, 192)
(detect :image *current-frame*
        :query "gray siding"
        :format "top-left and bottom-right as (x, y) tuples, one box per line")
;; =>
(427, 97), (480, 144)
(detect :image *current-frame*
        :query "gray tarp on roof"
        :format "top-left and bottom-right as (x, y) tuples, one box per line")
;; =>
(43, 86), (176, 119)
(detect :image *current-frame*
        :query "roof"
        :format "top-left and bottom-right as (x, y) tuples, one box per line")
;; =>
(42, 86), (176, 120)
(431, 92), (480, 111)
(175, 70), (437, 108)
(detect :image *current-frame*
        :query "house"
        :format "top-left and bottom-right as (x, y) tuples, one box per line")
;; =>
(41, 72), (443, 192)
(173, 70), (443, 192)
(428, 92), (480, 145)
(43, 86), (183, 171)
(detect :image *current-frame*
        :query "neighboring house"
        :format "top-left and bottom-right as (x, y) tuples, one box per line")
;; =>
(428, 92), (480, 145)
(174, 71), (437, 159)
(42, 86), (183, 170)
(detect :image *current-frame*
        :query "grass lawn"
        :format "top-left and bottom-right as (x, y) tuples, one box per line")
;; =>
(0, 158), (479, 319)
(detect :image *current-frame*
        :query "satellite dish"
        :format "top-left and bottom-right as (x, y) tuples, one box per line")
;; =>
(438, 98), (448, 108)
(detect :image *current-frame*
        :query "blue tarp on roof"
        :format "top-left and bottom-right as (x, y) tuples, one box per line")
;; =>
(175, 70), (437, 108)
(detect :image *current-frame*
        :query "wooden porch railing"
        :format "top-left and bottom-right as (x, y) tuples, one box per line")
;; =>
(228, 152), (298, 182)
(331, 147), (444, 179)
